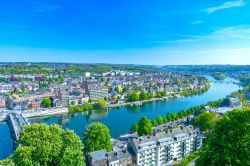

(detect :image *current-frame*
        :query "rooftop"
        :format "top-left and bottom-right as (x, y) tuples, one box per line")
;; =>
(132, 125), (199, 151)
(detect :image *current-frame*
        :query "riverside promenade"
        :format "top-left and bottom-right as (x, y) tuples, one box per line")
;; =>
(108, 97), (171, 108)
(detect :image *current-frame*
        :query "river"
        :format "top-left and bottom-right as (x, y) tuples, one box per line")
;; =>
(0, 76), (241, 159)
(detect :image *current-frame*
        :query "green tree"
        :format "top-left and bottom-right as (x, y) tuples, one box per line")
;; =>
(177, 110), (188, 118)
(130, 123), (138, 133)
(165, 112), (178, 121)
(151, 119), (157, 126)
(12, 124), (84, 166)
(83, 122), (112, 154)
(140, 91), (148, 100)
(156, 92), (162, 98)
(95, 99), (107, 109)
(196, 109), (250, 166)
(156, 114), (164, 125)
(122, 87), (127, 93)
(147, 92), (154, 99)
(41, 98), (51, 108)
(149, 82), (155, 88)
(194, 111), (218, 132)
(115, 86), (121, 94)
(138, 116), (152, 136)
(127, 92), (140, 102)
(71, 100), (76, 106)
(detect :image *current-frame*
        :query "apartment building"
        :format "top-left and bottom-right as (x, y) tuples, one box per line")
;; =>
(87, 126), (202, 166)
(130, 126), (202, 166)
(88, 86), (108, 100)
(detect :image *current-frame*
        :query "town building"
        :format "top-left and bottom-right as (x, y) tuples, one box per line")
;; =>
(216, 97), (242, 114)
(87, 126), (202, 166)
(30, 100), (41, 109)
(84, 72), (91, 78)
(58, 83), (70, 107)
(87, 148), (134, 166)
(0, 97), (6, 108)
(130, 126), (202, 166)
(88, 86), (108, 100)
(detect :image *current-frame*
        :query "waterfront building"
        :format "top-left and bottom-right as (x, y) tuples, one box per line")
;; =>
(89, 86), (108, 100)
(130, 126), (202, 166)
(216, 97), (242, 114)
(87, 126), (202, 166)
(219, 97), (242, 108)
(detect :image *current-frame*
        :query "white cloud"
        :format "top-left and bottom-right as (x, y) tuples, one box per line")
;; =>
(166, 26), (250, 44)
(204, 0), (245, 13)
(191, 20), (204, 25)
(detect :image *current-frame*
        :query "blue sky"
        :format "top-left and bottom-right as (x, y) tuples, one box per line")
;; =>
(0, 0), (250, 64)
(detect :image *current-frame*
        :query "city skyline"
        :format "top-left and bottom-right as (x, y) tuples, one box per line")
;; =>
(0, 0), (250, 64)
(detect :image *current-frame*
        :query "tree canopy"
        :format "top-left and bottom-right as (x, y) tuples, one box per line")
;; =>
(137, 116), (152, 136)
(127, 92), (140, 102)
(12, 124), (84, 166)
(194, 110), (218, 132)
(94, 99), (107, 109)
(83, 122), (112, 154)
(130, 123), (139, 133)
(196, 109), (250, 166)
(41, 98), (52, 108)
(140, 92), (148, 100)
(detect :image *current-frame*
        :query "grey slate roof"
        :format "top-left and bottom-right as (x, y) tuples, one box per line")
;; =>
(88, 149), (107, 161)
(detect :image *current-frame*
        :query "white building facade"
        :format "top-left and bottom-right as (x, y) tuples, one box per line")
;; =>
(131, 126), (202, 166)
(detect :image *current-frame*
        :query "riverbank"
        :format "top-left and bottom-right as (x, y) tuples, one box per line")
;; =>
(109, 82), (211, 108)
(108, 97), (170, 108)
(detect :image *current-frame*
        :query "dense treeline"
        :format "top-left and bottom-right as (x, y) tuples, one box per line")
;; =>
(196, 109), (250, 166)
(162, 65), (250, 74)
(0, 63), (163, 75)
(127, 84), (210, 102)
(68, 99), (107, 113)
(68, 104), (95, 113)
(179, 84), (210, 97)
(131, 98), (224, 133)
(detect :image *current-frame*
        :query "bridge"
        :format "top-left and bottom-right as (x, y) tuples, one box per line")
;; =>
(0, 108), (68, 149)
(6, 113), (29, 149)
